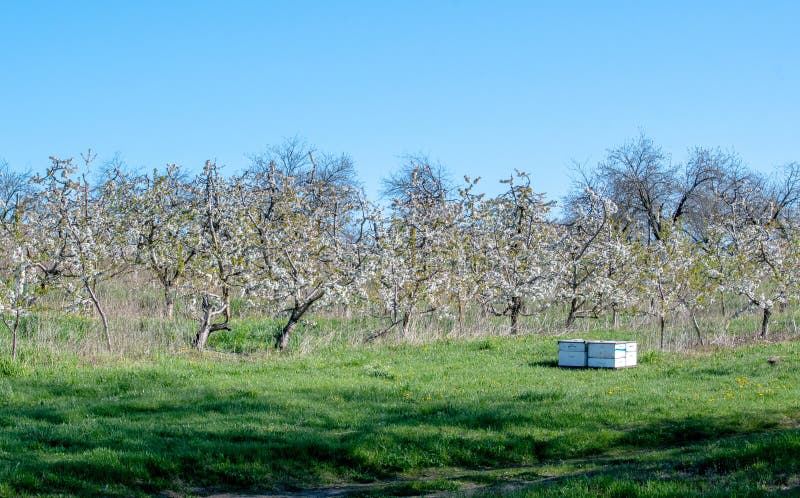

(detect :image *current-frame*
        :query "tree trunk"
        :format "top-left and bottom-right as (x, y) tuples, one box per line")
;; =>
(1, 309), (20, 360)
(457, 300), (465, 334)
(565, 297), (578, 328)
(509, 296), (523, 335)
(275, 289), (326, 350)
(194, 322), (212, 351)
(193, 321), (231, 350)
(761, 307), (771, 338)
(612, 308), (619, 329)
(659, 316), (666, 350)
(193, 295), (230, 350)
(164, 286), (175, 319)
(222, 285), (231, 322)
(691, 313), (704, 346)
(276, 315), (298, 350)
(400, 313), (411, 337)
(85, 280), (112, 353)
(11, 312), (19, 361)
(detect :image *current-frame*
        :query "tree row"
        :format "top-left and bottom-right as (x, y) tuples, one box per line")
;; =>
(1, 135), (799, 358)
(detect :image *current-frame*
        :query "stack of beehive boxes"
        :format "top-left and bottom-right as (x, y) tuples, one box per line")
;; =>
(557, 339), (637, 368)
(557, 339), (587, 367)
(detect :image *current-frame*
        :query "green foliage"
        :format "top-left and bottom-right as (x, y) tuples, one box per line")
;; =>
(0, 355), (24, 377)
(206, 317), (284, 353)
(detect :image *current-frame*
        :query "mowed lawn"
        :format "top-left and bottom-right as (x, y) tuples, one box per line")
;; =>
(0, 335), (798, 497)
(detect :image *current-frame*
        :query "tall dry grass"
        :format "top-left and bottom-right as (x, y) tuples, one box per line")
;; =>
(2, 274), (799, 362)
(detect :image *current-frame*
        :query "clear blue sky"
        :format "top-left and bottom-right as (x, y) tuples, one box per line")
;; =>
(1, 1), (798, 203)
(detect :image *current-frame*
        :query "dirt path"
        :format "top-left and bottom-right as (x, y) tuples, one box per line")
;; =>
(164, 429), (800, 497)
(176, 459), (604, 497)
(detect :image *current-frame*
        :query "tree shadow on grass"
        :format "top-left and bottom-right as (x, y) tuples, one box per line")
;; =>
(469, 426), (800, 497)
(3, 379), (799, 496)
(527, 359), (559, 368)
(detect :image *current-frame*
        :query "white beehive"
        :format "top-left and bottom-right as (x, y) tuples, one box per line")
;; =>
(586, 340), (637, 368)
(587, 356), (627, 368)
(625, 342), (637, 366)
(558, 339), (587, 367)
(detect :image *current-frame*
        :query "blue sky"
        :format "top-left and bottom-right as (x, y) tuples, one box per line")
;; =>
(1, 1), (798, 203)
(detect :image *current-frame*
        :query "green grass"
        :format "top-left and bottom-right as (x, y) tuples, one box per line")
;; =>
(0, 335), (798, 496)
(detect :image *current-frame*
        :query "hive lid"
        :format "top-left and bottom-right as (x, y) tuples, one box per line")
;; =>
(584, 340), (635, 344)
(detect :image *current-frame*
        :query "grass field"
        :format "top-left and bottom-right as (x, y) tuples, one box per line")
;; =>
(1, 332), (799, 497)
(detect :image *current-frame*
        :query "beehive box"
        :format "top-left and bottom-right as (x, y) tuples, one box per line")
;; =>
(586, 340), (637, 368)
(558, 339), (587, 367)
